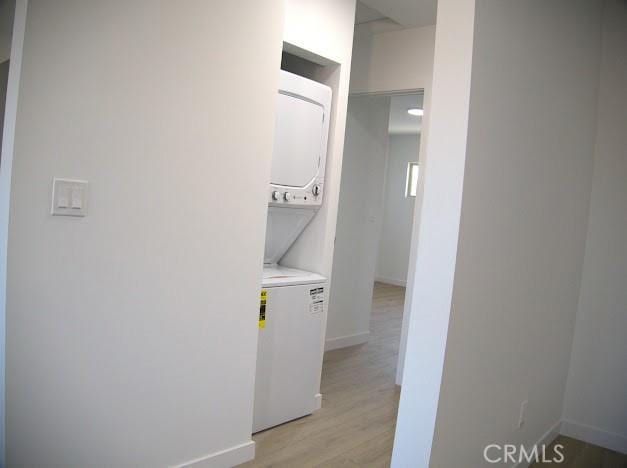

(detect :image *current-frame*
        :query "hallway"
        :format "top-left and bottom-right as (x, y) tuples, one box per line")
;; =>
(242, 283), (404, 467)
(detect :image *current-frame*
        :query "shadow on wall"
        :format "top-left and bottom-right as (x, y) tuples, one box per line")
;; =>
(0, 60), (9, 161)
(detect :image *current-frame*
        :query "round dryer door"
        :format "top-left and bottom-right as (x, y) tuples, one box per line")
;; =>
(270, 92), (324, 188)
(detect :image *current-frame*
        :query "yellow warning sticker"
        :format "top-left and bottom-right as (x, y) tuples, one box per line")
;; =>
(259, 289), (267, 329)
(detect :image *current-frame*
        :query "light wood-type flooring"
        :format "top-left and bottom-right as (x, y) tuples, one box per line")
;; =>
(531, 435), (627, 468)
(240, 282), (404, 468)
(241, 283), (627, 467)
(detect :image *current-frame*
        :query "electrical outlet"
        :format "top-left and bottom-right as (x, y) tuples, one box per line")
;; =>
(518, 400), (528, 429)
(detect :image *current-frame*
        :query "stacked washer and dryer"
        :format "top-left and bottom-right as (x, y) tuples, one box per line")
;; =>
(252, 70), (332, 433)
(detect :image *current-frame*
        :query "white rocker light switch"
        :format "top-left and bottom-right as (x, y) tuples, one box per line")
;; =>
(70, 188), (83, 209)
(52, 178), (88, 217)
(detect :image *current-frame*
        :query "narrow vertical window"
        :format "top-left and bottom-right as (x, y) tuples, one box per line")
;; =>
(405, 162), (419, 197)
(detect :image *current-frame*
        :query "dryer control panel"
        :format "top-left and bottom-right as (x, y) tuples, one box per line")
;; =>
(268, 181), (324, 207)
(268, 71), (332, 208)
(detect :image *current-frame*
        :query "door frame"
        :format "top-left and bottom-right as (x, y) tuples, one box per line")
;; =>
(0, 1), (28, 464)
(343, 86), (430, 386)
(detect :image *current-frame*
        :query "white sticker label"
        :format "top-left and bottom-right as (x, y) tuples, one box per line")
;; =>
(309, 287), (324, 314)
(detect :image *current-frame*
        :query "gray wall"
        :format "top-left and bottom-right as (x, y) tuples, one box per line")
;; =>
(563, 0), (627, 452)
(376, 134), (419, 286)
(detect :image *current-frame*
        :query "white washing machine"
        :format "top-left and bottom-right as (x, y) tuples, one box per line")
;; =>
(253, 70), (332, 433)
(253, 266), (327, 433)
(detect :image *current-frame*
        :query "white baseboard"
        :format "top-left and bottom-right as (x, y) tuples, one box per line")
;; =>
(561, 419), (627, 455)
(510, 418), (627, 468)
(325, 331), (370, 351)
(174, 440), (255, 468)
(314, 393), (322, 410)
(374, 276), (406, 287)
(512, 419), (561, 468)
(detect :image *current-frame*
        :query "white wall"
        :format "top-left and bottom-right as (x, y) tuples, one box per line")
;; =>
(350, 25), (435, 95)
(5, 1), (284, 466)
(394, 0), (603, 466)
(326, 95), (390, 350)
(562, 0), (627, 454)
(376, 134), (420, 286)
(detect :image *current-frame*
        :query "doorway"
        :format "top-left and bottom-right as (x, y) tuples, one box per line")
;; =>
(325, 91), (423, 356)
(321, 91), (424, 463)
(318, 91), (423, 464)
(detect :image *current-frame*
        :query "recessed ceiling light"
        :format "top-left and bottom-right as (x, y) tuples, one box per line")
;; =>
(407, 108), (424, 116)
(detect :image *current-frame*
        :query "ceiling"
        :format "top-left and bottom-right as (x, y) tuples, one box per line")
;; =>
(355, 0), (437, 28)
(388, 94), (424, 135)
(354, 2), (387, 24)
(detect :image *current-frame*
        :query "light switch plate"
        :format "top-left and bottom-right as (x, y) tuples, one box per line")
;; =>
(51, 178), (88, 217)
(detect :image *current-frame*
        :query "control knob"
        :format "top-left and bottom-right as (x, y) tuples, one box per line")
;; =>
(271, 190), (281, 201)
(283, 192), (291, 201)
(312, 185), (321, 196)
